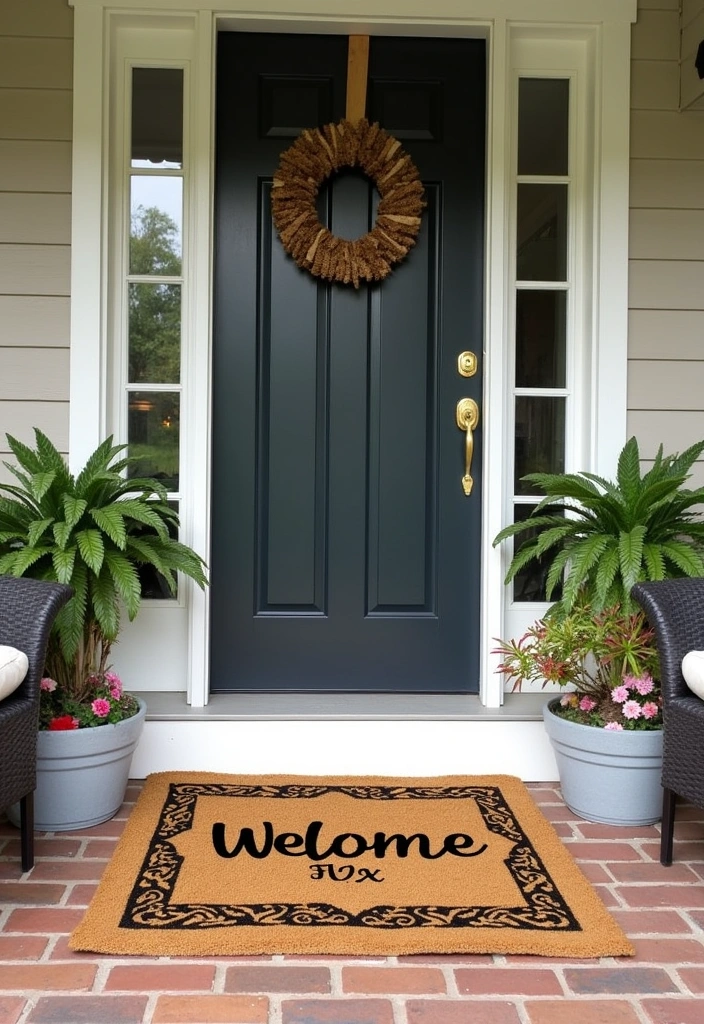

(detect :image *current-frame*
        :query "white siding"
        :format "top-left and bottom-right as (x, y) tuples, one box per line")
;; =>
(628, 0), (704, 466)
(0, 0), (72, 464)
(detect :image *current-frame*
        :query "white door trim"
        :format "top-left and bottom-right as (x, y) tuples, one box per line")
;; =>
(67, 0), (635, 709)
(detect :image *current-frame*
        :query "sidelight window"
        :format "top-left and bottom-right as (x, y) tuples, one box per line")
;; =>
(125, 66), (185, 596)
(511, 76), (571, 604)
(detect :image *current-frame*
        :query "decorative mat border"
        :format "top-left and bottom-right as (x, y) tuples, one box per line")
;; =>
(121, 782), (582, 934)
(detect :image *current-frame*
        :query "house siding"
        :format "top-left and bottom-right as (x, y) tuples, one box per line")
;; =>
(629, 0), (704, 484)
(0, 0), (73, 482)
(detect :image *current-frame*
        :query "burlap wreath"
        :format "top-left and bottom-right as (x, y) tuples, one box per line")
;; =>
(271, 118), (425, 288)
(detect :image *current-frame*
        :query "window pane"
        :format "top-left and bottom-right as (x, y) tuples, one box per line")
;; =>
(512, 504), (564, 603)
(128, 283), (181, 384)
(517, 184), (568, 281)
(128, 392), (179, 491)
(518, 78), (569, 176)
(514, 396), (565, 495)
(515, 290), (566, 388)
(131, 67), (183, 168)
(139, 500), (179, 600)
(130, 177), (182, 276)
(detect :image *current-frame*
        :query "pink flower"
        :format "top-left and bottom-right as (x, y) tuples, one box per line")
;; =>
(604, 721), (624, 730)
(642, 701), (660, 719)
(560, 694), (572, 706)
(579, 696), (597, 712)
(91, 698), (111, 718)
(40, 677), (57, 692)
(622, 700), (643, 720)
(633, 674), (654, 696)
(104, 672), (122, 697)
(611, 685), (629, 704)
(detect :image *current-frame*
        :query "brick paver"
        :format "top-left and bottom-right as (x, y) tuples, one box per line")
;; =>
(152, 995), (268, 1022)
(225, 965), (330, 993)
(1, 784), (703, 1024)
(281, 1000), (394, 1023)
(525, 1002), (642, 1024)
(0, 997), (26, 1024)
(407, 1002), (522, 1023)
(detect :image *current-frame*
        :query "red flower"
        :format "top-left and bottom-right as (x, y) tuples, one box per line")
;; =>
(48, 715), (79, 731)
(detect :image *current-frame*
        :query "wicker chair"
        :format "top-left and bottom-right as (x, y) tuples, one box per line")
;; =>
(632, 578), (704, 866)
(0, 577), (72, 871)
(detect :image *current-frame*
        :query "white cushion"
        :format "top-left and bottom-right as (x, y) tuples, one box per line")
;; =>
(682, 650), (704, 700)
(0, 645), (29, 701)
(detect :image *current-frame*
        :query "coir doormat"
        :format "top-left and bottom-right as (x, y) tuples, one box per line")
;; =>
(70, 773), (633, 957)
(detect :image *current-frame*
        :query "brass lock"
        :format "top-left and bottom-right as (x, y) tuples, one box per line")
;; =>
(457, 351), (477, 378)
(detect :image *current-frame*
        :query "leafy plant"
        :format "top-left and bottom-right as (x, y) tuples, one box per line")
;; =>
(493, 604), (661, 730)
(493, 436), (704, 614)
(0, 430), (207, 724)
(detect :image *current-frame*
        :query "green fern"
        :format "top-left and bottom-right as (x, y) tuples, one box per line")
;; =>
(0, 429), (208, 692)
(493, 435), (704, 614)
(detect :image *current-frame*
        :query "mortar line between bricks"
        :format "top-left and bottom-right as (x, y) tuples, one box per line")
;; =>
(213, 961), (228, 993)
(681, 909), (704, 934)
(268, 993), (283, 1024)
(514, 999), (532, 1024)
(440, 964), (459, 997)
(94, 959), (113, 992)
(630, 997), (655, 1024)
(141, 991), (159, 1024)
(671, 966), (698, 994)
(328, 962), (343, 996)
(391, 994), (408, 1024)
(15, 994), (37, 1024)
(40, 934), (60, 961)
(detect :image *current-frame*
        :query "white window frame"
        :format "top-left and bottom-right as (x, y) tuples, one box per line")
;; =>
(68, 0), (636, 708)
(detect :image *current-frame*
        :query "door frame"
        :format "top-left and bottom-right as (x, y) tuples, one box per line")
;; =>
(67, 0), (637, 708)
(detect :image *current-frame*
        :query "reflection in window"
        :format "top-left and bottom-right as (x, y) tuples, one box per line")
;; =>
(130, 177), (182, 275)
(512, 504), (564, 603)
(518, 78), (569, 176)
(514, 396), (565, 495)
(128, 392), (180, 492)
(128, 283), (181, 384)
(131, 68), (183, 168)
(517, 184), (568, 282)
(515, 290), (567, 388)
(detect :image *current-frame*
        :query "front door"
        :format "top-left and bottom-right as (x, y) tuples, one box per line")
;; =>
(211, 33), (485, 692)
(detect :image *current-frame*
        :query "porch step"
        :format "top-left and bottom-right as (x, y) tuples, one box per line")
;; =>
(129, 692), (559, 781)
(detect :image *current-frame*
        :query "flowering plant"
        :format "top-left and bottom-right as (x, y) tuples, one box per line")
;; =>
(493, 603), (662, 730)
(38, 670), (140, 731)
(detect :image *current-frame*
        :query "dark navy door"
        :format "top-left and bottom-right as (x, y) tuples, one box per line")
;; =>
(211, 33), (485, 692)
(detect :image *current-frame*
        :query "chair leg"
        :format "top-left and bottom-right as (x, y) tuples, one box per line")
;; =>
(19, 791), (35, 873)
(660, 786), (676, 867)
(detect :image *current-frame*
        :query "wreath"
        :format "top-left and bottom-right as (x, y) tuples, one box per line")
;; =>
(271, 118), (425, 288)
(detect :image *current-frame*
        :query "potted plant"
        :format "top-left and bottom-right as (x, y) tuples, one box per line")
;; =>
(0, 429), (208, 831)
(494, 604), (663, 824)
(492, 436), (704, 825)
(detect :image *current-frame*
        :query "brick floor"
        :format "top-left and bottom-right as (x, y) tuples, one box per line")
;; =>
(1, 783), (703, 1024)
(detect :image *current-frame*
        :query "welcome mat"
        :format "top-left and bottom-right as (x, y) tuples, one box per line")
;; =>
(70, 773), (633, 957)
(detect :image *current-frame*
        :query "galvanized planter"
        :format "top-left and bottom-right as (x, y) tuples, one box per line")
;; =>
(543, 699), (663, 826)
(10, 698), (146, 832)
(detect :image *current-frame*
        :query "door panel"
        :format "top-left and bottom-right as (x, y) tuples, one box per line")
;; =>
(211, 33), (485, 692)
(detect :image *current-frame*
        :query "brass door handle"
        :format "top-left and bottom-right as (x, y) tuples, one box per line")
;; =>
(456, 398), (479, 496)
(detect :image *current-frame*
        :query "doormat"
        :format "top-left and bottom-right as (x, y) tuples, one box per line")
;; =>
(70, 773), (634, 957)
